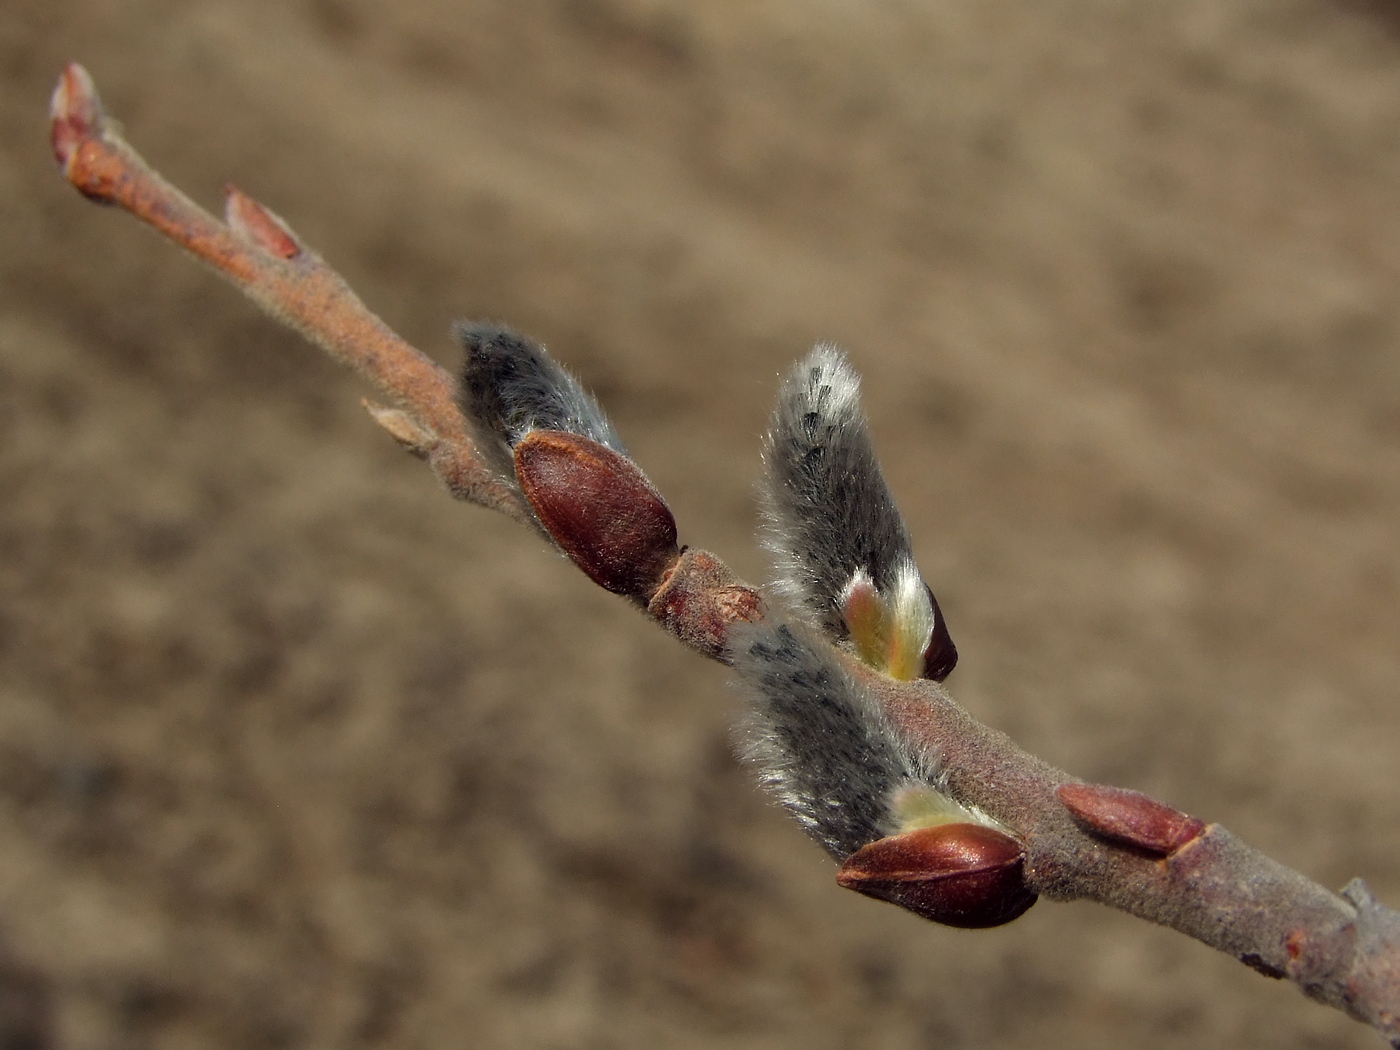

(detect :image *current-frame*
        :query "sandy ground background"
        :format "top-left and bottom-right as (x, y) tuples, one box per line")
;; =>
(5, 1), (1400, 1047)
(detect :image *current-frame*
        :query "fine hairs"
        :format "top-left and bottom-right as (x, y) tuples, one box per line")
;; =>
(732, 346), (988, 860)
(730, 620), (933, 859)
(456, 321), (625, 488)
(456, 330), (978, 863)
(760, 345), (955, 681)
(760, 345), (915, 639)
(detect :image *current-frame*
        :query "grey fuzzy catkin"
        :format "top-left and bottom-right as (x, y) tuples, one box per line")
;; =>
(455, 321), (625, 487)
(760, 345), (925, 641)
(730, 620), (933, 860)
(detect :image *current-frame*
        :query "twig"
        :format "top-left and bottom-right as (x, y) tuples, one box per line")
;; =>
(50, 62), (1400, 1045)
(49, 63), (529, 525)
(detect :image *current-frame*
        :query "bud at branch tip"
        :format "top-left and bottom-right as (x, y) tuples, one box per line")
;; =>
(50, 62), (103, 171)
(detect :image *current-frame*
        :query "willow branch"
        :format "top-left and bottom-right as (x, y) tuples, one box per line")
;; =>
(49, 64), (529, 525)
(50, 63), (1400, 1046)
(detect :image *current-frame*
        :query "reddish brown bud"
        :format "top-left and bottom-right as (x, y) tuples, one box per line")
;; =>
(50, 63), (103, 174)
(514, 430), (680, 601)
(1056, 782), (1204, 857)
(836, 823), (1036, 929)
(225, 186), (301, 260)
(922, 585), (958, 682)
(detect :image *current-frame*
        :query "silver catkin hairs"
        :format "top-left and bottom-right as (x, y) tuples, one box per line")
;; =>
(760, 345), (956, 681)
(455, 321), (626, 489)
(730, 620), (933, 859)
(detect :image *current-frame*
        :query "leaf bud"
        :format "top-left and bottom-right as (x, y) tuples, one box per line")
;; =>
(836, 822), (1037, 929)
(513, 429), (679, 601)
(225, 187), (302, 259)
(1056, 782), (1204, 857)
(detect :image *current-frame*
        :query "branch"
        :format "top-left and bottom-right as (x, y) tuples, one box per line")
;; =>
(50, 63), (1400, 1046)
(48, 64), (530, 527)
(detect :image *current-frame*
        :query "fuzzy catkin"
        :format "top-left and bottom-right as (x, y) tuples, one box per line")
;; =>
(731, 620), (933, 859)
(456, 321), (624, 487)
(760, 345), (925, 640)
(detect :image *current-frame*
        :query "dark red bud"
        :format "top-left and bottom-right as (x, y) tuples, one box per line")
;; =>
(921, 586), (958, 681)
(225, 187), (301, 260)
(1056, 782), (1204, 857)
(836, 823), (1036, 929)
(514, 430), (680, 601)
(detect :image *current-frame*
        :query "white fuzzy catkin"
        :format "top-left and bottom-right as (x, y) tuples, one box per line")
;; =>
(760, 346), (948, 678)
(730, 619), (967, 859)
(732, 348), (988, 859)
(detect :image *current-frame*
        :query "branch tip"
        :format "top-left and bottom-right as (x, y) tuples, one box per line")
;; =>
(50, 62), (104, 172)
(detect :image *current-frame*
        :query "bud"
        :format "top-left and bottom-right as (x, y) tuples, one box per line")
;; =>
(730, 621), (917, 859)
(1056, 783), (1204, 857)
(513, 429), (679, 601)
(50, 63), (103, 179)
(836, 822), (1037, 929)
(920, 587), (958, 682)
(225, 187), (302, 260)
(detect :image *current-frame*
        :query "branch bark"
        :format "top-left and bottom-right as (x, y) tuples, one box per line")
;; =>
(49, 62), (1400, 1046)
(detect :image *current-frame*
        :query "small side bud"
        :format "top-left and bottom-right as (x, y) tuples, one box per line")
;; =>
(364, 402), (434, 457)
(50, 63), (103, 176)
(837, 823), (1037, 929)
(1056, 782), (1205, 857)
(225, 187), (302, 260)
(514, 430), (679, 601)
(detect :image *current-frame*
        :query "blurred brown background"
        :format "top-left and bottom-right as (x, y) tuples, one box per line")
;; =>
(5, 1), (1400, 1047)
